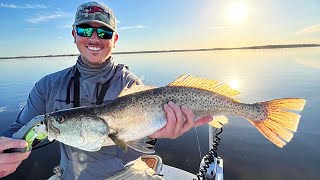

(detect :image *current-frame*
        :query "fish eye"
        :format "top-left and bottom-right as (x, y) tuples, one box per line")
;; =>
(55, 116), (64, 123)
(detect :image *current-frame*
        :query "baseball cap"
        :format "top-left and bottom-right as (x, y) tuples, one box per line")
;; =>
(73, 1), (117, 32)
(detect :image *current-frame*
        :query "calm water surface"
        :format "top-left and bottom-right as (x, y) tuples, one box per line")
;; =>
(1, 48), (319, 180)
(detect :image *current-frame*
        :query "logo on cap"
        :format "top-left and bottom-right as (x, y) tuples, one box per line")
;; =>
(80, 6), (110, 18)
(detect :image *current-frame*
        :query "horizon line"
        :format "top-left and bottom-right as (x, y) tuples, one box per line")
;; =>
(0, 43), (319, 60)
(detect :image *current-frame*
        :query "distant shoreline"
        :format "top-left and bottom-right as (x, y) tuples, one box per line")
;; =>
(0, 43), (319, 60)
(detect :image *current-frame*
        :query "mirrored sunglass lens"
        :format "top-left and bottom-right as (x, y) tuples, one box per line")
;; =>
(77, 27), (93, 37)
(97, 28), (113, 39)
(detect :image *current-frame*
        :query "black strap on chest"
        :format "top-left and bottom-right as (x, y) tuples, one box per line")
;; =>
(73, 68), (81, 107)
(95, 65), (120, 105)
(66, 65), (125, 107)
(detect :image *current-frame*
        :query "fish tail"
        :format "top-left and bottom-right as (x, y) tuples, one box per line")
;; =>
(249, 98), (306, 148)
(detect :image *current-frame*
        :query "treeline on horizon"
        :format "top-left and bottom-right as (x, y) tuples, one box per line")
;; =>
(243, 43), (319, 49)
(0, 43), (319, 60)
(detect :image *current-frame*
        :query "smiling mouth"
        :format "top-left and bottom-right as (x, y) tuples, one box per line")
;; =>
(87, 46), (102, 51)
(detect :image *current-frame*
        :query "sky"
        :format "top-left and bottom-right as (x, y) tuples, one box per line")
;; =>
(0, 0), (319, 57)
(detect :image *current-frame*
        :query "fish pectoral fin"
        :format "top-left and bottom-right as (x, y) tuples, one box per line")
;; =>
(209, 116), (229, 128)
(127, 140), (155, 154)
(108, 133), (128, 152)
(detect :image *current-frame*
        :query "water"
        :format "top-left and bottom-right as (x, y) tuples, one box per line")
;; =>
(1, 48), (319, 179)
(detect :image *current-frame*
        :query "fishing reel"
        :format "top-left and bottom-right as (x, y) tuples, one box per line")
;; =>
(196, 127), (224, 180)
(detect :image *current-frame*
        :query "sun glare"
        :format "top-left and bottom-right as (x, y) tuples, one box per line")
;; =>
(229, 80), (239, 89)
(228, 2), (248, 23)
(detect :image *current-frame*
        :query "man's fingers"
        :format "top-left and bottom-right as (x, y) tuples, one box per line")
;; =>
(149, 103), (177, 139)
(0, 137), (27, 152)
(0, 167), (17, 178)
(0, 152), (30, 164)
(0, 171), (10, 178)
(168, 102), (185, 136)
(157, 103), (214, 139)
(195, 116), (213, 127)
(0, 137), (29, 178)
(180, 105), (195, 135)
(0, 161), (22, 172)
(163, 103), (176, 135)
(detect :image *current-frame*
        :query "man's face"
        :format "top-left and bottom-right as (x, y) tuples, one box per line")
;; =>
(72, 22), (118, 67)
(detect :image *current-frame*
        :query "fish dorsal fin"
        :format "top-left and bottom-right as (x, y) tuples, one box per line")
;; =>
(119, 83), (155, 97)
(167, 74), (240, 98)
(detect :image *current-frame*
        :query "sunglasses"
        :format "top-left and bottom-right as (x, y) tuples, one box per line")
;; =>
(76, 24), (114, 39)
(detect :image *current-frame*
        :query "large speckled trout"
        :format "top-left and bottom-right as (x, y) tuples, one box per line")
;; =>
(45, 75), (306, 153)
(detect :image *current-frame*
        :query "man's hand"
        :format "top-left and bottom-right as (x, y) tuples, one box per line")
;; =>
(0, 137), (31, 178)
(149, 101), (213, 139)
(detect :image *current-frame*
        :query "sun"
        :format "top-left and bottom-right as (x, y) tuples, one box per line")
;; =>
(229, 80), (239, 89)
(228, 2), (248, 23)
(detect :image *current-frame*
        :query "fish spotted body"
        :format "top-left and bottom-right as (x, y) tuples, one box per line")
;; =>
(46, 75), (306, 153)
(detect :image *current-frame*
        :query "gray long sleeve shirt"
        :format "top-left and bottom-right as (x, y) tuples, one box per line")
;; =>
(2, 56), (144, 179)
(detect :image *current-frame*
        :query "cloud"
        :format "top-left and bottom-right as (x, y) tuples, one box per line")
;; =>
(296, 24), (320, 35)
(60, 24), (72, 29)
(26, 12), (66, 24)
(0, 3), (47, 9)
(119, 25), (146, 31)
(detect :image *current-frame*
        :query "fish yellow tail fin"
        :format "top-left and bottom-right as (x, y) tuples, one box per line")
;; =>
(249, 98), (306, 148)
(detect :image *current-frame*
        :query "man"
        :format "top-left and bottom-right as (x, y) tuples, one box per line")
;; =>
(0, 1), (212, 179)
